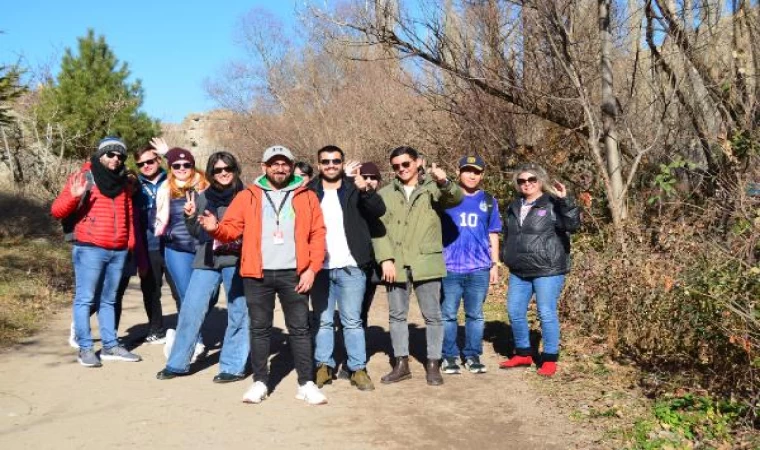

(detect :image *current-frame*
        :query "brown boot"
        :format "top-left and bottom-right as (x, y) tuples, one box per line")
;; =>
(425, 359), (444, 386)
(380, 356), (412, 384)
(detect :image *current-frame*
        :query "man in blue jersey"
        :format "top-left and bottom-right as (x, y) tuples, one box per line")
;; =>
(440, 155), (502, 374)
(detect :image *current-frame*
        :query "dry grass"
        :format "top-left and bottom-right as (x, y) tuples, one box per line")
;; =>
(0, 238), (72, 347)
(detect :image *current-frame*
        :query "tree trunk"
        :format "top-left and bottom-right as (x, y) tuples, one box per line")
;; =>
(599, 0), (627, 219)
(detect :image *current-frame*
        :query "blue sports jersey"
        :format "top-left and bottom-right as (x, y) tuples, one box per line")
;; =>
(441, 190), (502, 274)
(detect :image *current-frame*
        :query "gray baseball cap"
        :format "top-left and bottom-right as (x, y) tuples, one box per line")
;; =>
(262, 145), (295, 163)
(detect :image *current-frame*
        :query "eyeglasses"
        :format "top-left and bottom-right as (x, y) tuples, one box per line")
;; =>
(391, 161), (412, 171)
(362, 175), (378, 181)
(266, 161), (291, 169)
(212, 166), (234, 175)
(136, 157), (158, 168)
(171, 162), (193, 170)
(106, 151), (126, 162)
(319, 158), (343, 166)
(516, 176), (538, 185)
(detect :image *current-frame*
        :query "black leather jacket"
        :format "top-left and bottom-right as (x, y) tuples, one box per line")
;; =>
(500, 193), (581, 278)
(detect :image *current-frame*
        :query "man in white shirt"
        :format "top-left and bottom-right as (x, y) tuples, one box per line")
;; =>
(307, 145), (386, 391)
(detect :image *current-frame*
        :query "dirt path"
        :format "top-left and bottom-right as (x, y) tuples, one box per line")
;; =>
(0, 280), (590, 449)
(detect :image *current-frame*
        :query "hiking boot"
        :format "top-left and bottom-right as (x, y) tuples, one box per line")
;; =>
(380, 356), (412, 384)
(77, 348), (101, 368)
(145, 330), (166, 345)
(68, 322), (79, 349)
(464, 356), (487, 374)
(101, 345), (142, 362)
(349, 369), (375, 391)
(213, 372), (245, 384)
(499, 355), (533, 369)
(425, 359), (444, 386)
(242, 381), (269, 404)
(296, 381), (328, 405)
(163, 328), (176, 359)
(156, 368), (181, 380)
(315, 364), (333, 388)
(441, 357), (461, 375)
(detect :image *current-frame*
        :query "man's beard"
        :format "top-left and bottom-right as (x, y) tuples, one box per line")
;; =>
(321, 171), (342, 183)
(268, 173), (292, 189)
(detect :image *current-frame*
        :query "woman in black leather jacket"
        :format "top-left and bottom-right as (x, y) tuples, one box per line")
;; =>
(498, 163), (580, 376)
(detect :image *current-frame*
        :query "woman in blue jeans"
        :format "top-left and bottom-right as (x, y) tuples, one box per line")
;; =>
(498, 163), (580, 377)
(154, 147), (209, 358)
(156, 152), (249, 382)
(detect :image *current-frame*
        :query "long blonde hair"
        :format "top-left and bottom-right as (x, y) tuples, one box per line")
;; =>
(513, 162), (558, 197)
(167, 169), (209, 199)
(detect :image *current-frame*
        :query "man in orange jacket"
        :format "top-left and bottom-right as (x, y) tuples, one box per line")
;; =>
(197, 145), (328, 405)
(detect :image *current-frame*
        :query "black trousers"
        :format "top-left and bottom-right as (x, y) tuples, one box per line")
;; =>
(244, 270), (313, 386)
(138, 249), (180, 333)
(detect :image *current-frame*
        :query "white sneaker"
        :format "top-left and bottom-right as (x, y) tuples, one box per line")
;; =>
(296, 381), (328, 405)
(190, 342), (205, 364)
(242, 381), (269, 404)
(68, 322), (79, 349)
(163, 329), (176, 359)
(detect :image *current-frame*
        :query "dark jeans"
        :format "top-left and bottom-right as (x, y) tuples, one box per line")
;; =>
(361, 276), (377, 329)
(244, 270), (313, 386)
(139, 249), (180, 333)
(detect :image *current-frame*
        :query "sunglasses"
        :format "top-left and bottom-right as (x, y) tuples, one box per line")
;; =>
(136, 157), (158, 168)
(362, 175), (378, 181)
(391, 161), (412, 171)
(106, 151), (126, 162)
(171, 162), (193, 170)
(516, 176), (538, 185)
(319, 158), (343, 166)
(212, 166), (234, 175)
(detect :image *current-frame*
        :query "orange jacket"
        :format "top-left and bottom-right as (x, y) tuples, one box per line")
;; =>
(210, 184), (325, 278)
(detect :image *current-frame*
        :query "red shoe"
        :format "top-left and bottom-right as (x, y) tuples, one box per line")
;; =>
(537, 361), (557, 377)
(499, 355), (533, 369)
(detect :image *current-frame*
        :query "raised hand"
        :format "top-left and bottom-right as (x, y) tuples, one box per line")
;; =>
(429, 162), (448, 185)
(553, 181), (567, 198)
(197, 210), (219, 232)
(70, 172), (89, 198)
(344, 160), (362, 178)
(149, 137), (170, 155)
(183, 190), (197, 216)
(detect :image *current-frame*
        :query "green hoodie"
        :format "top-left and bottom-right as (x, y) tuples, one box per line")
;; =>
(372, 177), (463, 282)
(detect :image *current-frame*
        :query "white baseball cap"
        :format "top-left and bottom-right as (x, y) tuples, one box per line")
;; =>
(262, 145), (294, 163)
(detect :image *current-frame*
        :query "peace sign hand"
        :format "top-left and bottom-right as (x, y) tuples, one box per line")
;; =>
(345, 161), (362, 178)
(183, 190), (197, 216)
(70, 172), (89, 198)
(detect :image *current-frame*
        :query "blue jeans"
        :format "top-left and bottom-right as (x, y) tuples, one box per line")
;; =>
(166, 266), (250, 375)
(72, 245), (127, 349)
(312, 267), (367, 371)
(441, 269), (490, 359)
(163, 247), (195, 306)
(506, 273), (566, 355)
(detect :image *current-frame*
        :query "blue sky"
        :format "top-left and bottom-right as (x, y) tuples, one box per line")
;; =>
(1, 1), (299, 123)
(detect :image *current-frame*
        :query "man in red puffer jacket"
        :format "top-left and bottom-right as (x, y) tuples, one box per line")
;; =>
(52, 137), (142, 367)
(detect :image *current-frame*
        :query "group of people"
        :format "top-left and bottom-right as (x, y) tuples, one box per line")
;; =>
(52, 136), (580, 406)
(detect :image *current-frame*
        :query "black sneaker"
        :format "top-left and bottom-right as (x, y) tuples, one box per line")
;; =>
(464, 356), (487, 374)
(441, 357), (461, 375)
(145, 330), (166, 345)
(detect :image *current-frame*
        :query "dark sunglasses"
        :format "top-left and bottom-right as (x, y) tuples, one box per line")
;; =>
(212, 166), (234, 175)
(171, 162), (193, 170)
(362, 175), (378, 181)
(106, 151), (126, 162)
(516, 176), (538, 185)
(391, 161), (412, 171)
(319, 158), (343, 166)
(136, 157), (158, 168)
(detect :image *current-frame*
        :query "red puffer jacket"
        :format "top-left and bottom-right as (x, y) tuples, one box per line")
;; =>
(51, 162), (135, 250)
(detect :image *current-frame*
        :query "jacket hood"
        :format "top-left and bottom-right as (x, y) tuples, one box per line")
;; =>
(253, 174), (303, 192)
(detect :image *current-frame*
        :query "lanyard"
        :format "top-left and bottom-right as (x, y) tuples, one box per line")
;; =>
(264, 190), (291, 227)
